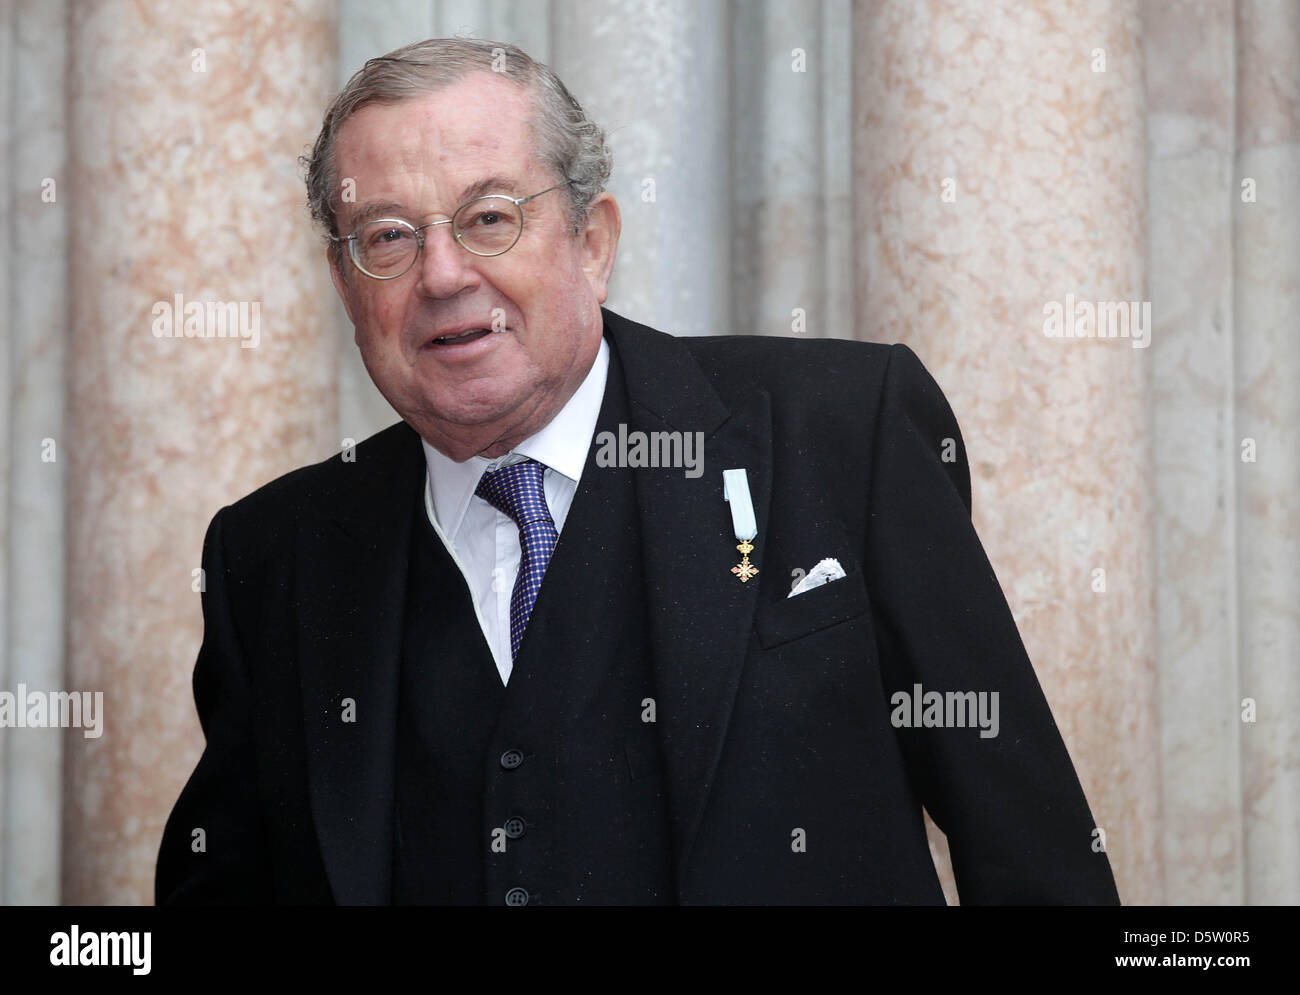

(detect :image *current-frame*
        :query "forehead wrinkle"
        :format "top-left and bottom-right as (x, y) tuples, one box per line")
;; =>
(351, 174), (527, 228)
(335, 83), (540, 228)
(350, 201), (413, 226)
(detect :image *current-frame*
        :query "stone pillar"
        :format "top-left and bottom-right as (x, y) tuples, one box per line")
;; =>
(731, 0), (853, 339)
(1145, 0), (1241, 906)
(853, 0), (1161, 903)
(1, 0), (69, 906)
(1233, 0), (1300, 906)
(553, 0), (732, 335)
(62, 0), (339, 904)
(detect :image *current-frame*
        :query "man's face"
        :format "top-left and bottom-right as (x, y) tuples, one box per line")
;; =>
(329, 72), (618, 461)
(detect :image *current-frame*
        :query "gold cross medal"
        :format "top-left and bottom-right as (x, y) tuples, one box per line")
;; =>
(731, 539), (759, 582)
(722, 468), (759, 583)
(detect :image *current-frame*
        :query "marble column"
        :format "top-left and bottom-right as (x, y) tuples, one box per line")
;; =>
(0, 0), (15, 907)
(1233, 0), (1300, 905)
(62, 0), (339, 904)
(853, 0), (1161, 903)
(553, 0), (732, 336)
(731, 0), (853, 339)
(433, 0), (550, 51)
(1145, 0), (1241, 906)
(1, 0), (69, 906)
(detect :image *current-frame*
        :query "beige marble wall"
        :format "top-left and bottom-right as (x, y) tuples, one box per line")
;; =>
(62, 0), (339, 904)
(852, 0), (1162, 903)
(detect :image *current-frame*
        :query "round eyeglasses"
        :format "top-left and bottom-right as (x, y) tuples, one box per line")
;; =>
(331, 180), (572, 280)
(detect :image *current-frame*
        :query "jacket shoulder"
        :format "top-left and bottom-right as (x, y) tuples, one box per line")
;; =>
(215, 420), (418, 539)
(682, 334), (948, 434)
(601, 306), (916, 400)
(680, 332), (897, 395)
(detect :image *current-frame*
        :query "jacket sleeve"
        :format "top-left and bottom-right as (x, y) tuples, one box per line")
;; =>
(155, 507), (274, 904)
(864, 342), (1120, 905)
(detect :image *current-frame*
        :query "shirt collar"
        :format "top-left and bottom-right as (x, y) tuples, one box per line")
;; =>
(421, 336), (610, 536)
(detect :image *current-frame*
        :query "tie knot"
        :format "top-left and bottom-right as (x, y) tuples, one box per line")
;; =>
(475, 458), (552, 527)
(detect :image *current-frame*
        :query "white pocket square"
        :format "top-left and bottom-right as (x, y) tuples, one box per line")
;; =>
(788, 557), (847, 598)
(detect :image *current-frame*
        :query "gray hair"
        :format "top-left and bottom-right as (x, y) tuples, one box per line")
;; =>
(302, 38), (612, 254)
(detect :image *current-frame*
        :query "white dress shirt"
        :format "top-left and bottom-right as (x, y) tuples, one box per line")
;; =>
(421, 337), (610, 685)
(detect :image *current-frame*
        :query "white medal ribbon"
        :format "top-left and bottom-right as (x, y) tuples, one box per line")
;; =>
(722, 468), (757, 541)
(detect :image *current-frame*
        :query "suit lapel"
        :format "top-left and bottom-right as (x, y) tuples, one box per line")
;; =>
(606, 310), (772, 894)
(295, 423), (424, 905)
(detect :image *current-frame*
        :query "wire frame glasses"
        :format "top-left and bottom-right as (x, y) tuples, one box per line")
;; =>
(331, 180), (572, 280)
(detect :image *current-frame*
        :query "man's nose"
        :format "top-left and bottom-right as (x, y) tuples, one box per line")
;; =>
(414, 220), (478, 299)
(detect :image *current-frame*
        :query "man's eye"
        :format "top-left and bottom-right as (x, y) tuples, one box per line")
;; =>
(466, 210), (503, 227)
(365, 227), (413, 247)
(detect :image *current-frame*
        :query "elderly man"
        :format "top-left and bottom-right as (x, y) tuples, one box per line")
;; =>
(156, 38), (1119, 906)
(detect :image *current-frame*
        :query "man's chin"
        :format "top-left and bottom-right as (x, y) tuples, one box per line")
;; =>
(404, 393), (535, 455)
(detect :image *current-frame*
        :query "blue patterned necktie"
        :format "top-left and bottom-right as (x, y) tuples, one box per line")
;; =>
(474, 458), (559, 661)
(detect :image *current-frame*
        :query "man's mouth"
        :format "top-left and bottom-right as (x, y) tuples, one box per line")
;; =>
(430, 327), (495, 347)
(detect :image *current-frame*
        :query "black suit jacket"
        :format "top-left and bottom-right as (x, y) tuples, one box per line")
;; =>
(156, 307), (1119, 905)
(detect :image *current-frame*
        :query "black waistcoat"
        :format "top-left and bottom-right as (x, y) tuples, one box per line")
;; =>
(391, 340), (675, 905)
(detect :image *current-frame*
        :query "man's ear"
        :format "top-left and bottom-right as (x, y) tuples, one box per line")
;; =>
(327, 244), (358, 327)
(579, 192), (621, 304)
